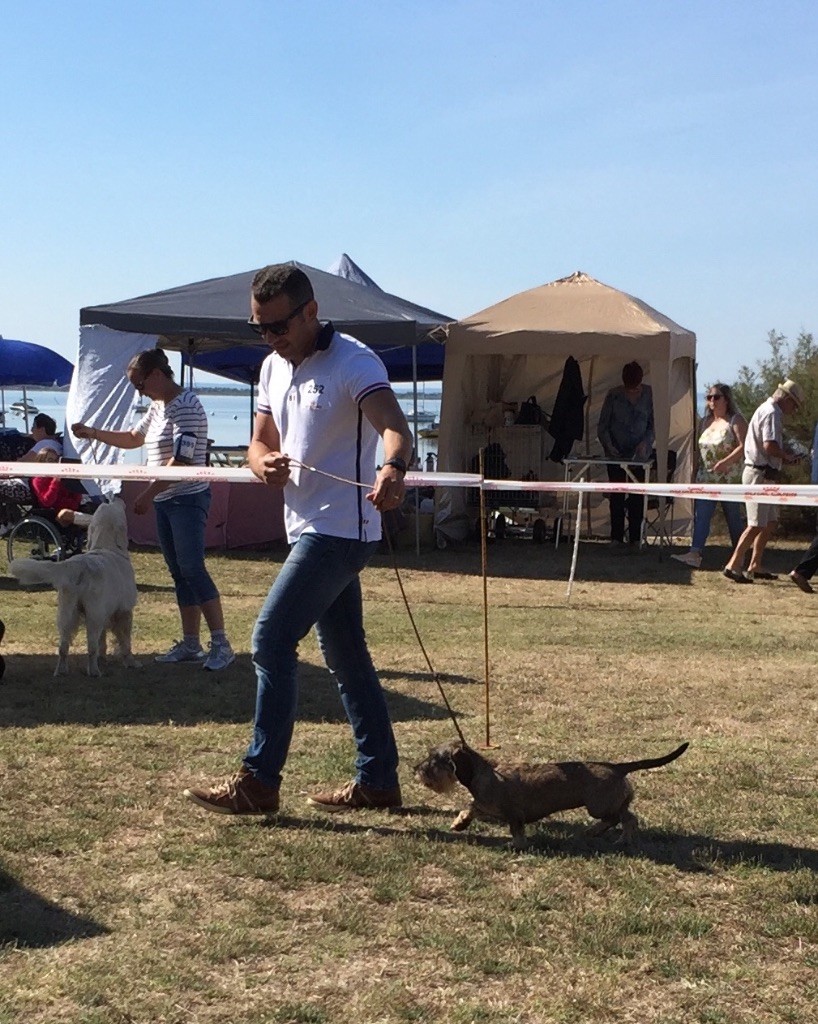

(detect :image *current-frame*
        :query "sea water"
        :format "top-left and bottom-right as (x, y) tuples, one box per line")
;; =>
(0, 386), (443, 468)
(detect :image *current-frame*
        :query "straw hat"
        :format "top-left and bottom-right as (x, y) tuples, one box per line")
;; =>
(778, 379), (805, 408)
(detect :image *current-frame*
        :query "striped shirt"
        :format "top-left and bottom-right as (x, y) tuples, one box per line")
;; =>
(135, 389), (209, 501)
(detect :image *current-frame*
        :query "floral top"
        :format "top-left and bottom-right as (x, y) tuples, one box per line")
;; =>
(696, 416), (742, 483)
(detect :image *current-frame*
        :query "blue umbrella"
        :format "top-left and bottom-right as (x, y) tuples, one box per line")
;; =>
(0, 337), (74, 387)
(0, 336), (74, 433)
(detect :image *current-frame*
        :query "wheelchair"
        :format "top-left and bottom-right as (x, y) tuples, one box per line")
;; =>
(6, 509), (87, 563)
(3, 475), (98, 564)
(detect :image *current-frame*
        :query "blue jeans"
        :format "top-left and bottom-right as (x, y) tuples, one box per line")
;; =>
(154, 489), (219, 608)
(690, 498), (744, 552)
(244, 533), (398, 790)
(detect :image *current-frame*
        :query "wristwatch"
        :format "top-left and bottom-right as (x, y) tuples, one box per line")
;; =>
(383, 457), (407, 474)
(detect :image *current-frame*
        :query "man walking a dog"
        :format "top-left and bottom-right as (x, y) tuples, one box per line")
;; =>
(184, 264), (414, 816)
(723, 379), (804, 583)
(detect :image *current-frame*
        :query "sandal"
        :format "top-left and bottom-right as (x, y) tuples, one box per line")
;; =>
(723, 568), (753, 584)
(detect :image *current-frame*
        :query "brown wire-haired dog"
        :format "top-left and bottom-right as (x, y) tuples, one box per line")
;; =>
(414, 740), (688, 850)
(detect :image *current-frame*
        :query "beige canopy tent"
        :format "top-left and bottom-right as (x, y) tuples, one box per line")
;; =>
(436, 271), (697, 540)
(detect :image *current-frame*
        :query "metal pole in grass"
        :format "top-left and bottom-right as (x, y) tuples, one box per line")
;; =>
(566, 477), (585, 600)
(478, 447), (493, 748)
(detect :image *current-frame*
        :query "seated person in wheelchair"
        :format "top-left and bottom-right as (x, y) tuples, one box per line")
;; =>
(17, 413), (63, 461)
(0, 414), (65, 531)
(2, 449), (96, 543)
(28, 448), (85, 524)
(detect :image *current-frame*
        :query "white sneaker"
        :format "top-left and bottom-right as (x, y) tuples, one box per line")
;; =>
(203, 640), (235, 671)
(155, 640), (207, 664)
(671, 551), (702, 568)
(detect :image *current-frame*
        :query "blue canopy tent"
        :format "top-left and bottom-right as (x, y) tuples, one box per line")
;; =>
(0, 336), (74, 433)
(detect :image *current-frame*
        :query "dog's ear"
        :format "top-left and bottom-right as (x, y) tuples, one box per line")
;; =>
(450, 744), (475, 788)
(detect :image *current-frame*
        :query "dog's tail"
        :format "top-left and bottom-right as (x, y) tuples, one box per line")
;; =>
(9, 558), (77, 590)
(613, 742), (689, 776)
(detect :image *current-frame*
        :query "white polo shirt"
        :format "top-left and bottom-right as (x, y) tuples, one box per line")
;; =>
(257, 323), (391, 542)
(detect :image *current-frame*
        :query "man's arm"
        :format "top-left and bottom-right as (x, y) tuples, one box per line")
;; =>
(361, 388), (414, 511)
(248, 412), (290, 488)
(762, 438), (799, 464)
(597, 392), (618, 457)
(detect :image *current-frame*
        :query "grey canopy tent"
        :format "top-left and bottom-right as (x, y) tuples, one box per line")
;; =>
(68, 261), (452, 484)
(79, 260), (450, 385)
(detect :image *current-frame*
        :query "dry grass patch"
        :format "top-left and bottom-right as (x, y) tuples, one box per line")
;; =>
(1, 536), (816, 1022)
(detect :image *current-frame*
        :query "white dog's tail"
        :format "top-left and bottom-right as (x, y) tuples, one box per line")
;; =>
(9, 558), (80, 590)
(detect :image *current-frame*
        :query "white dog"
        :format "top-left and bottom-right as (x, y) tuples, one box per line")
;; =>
(10, 499), (139, 676)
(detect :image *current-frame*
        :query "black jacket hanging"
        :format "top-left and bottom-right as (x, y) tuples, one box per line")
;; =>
(548, 356), (586, 462)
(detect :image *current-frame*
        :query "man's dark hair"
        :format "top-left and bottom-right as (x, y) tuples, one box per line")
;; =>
(127, 347), (175, 381)
(622, 361), (644, 388)
(32, 412), (57, 435)
(251, 264), (314, 307)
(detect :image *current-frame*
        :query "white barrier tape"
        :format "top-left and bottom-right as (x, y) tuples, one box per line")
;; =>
(0, 461), (481, 488)
(3, 461), (817, 506)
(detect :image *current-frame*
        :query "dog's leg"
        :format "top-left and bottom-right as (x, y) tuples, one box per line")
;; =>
(450, 804), (475, 832)
(509, 821), (529, 851)
(84, 614), (106, 677)
(586, 808), (640, 843)
(619, 809), (639, 843)
(55, 597), (81, 677)
(110, 610), (139, 668)
(586, 817), (617, 837)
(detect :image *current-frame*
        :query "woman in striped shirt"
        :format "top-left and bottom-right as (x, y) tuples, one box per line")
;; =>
(72, 348), (234, 671)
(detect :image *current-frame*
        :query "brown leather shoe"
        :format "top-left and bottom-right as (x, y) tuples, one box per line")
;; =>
(183, 768), (280, 815)
(307, 780), (402, 812)
(789, 570), (814, 594)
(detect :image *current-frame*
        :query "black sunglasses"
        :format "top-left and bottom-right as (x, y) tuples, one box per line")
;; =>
(705, 393), (724, 401)
(247, 300), (309, 338)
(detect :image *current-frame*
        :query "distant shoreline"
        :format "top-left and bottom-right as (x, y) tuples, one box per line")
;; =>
(11, 383), (442, 398)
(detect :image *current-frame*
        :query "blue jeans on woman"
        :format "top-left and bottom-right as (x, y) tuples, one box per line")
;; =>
(691, 498), (744, 552)
(154, 488), (219, 607)
(244, 532), (399, 791)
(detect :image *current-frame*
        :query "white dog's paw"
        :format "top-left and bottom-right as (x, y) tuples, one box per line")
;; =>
(54, 660), (69, 677)
(87, 661), (102, 678)
(124, 657), (141, 669)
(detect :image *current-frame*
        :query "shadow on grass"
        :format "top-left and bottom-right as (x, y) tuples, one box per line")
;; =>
(372, 539), (804, 585)
(258, 812), (818, 874)
(0, 867), (109, 948)
(0, 656), (466, 729)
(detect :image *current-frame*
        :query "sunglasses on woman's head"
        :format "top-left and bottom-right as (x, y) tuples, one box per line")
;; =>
(706, 393), (724, 401)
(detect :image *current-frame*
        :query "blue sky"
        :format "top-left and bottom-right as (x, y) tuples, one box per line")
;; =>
(2, 0), (816, 389)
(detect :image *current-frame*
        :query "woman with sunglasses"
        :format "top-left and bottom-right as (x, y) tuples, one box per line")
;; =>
(72, 348), (234, 671)
(672, 384), (747, 568)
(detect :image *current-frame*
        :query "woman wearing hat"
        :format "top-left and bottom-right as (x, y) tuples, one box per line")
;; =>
(723, 379), (804, 583)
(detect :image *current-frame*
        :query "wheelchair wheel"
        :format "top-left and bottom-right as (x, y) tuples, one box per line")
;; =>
(7, 516), (66, 563)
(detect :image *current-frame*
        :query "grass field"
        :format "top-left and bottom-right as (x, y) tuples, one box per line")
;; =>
(1, 529), (816, 1023)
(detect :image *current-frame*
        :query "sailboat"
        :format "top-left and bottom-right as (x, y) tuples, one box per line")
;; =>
(10, 399), (39, 417)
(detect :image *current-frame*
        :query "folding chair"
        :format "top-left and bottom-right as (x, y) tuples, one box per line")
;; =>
(642, 449), (677, 552)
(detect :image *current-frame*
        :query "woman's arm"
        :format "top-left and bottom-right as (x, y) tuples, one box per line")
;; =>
(72, 423), (144, 450)
(713, 415), (748, 473)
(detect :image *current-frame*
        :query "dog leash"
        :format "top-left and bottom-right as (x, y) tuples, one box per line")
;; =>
(289, 457), (469, 746)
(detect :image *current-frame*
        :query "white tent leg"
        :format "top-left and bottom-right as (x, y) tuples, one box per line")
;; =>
(566, 482), (584, 601)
